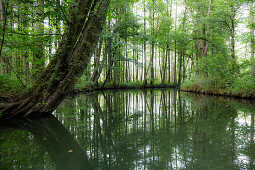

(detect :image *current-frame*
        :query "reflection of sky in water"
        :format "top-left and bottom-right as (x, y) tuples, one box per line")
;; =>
(237, 111), (251, 126)
(73, 91), (254, 169)
(1, 90), (254, 169)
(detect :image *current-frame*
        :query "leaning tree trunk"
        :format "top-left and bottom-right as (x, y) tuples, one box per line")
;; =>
(0, 0), (110, 119)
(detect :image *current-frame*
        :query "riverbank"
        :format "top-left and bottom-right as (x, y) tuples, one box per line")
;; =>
(73, 82), (177, 93)
(1, 79), (254, 103)
(181, 85), (255, 100)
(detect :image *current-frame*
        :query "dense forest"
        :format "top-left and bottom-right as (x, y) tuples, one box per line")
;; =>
(0, 0), (254, 118)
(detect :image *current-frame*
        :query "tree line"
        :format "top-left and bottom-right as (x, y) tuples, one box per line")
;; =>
(0, 0), (254, 118)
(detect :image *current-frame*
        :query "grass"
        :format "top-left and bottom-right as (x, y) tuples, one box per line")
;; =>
(0, 75), (25, 95)
(231, 76), (255, 97)
(181, 75), (255, 99)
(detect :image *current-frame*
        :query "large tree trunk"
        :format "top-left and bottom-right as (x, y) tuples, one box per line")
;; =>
(0, 0), (110, 119)
(0, 0), (4, 74)
(0, 0), (9, 74)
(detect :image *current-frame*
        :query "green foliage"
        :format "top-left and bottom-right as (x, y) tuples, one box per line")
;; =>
(75, 74), (96, 88)
(232, 75), (255, 95)
(197, 56), (230, 89)
(0, 0), (253, 99)
(182, 76), (206, 91)
(0, 75), (25, 94)
(182, 60), (255, 97)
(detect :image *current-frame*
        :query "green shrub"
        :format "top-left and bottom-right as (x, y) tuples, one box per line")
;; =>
(231, 75), (255, 95)
(196, 54), (238, 89)
(0, 75), (25, 94)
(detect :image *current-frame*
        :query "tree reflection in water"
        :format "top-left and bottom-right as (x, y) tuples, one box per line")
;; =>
(1, 89), (255, 169)
(0, 115), (92, 170)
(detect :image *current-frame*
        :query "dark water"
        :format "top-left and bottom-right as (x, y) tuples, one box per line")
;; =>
(1, 89), (255, 170)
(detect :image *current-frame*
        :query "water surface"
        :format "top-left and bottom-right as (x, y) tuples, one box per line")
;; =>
(1, 89), (255, 169)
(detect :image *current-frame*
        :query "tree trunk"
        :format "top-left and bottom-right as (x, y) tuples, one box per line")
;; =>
(178, 53), (182, 85)
(174, 42), (177, 85)
(168, 46), (171, 83)
(150, 0), (155, 86)
(1, 0), (110, 119)
(231, 17), (235, 60)
(0, 0), (4, 73)
(0, 0), (9, 74)
(162, 48), (167, 85)
(91, 39), (103, 85)
(251, 2), (255, 78)
(143, 0), (147, 87)
(182, 0), (212, 59)
(136, 45), (139, 81)
(33, 0), (45, 75)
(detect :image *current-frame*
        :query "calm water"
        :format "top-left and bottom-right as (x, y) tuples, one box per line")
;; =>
(0, 89), (255, 170)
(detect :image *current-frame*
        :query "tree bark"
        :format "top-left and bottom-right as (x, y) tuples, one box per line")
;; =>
(0, 0), (9, 74)
(231, 12), (236, 60)
(182, 0), (212, 58)
(150, 0), (155, 86)
(91, 39), (103, 85)
(143, 0), (147, 87)
(33, 0), (45, 75)
(1, 0), (110, 119)
(251, 2), (255, 78)
(0, 0), (4, 74)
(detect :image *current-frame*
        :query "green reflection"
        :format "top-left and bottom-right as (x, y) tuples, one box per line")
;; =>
(1, 89), (255, 170)
(56, 89), (255, 170)
(0, 115), (92, 170)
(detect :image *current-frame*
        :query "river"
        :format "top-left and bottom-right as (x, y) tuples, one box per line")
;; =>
(0, 89), (255, 169)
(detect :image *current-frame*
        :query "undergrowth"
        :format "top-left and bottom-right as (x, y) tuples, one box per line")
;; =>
(182, 75), (255, 97)
(0, 75), (25, 95)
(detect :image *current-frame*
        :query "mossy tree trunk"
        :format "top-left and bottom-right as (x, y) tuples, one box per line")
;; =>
(0, 0), (110, 119)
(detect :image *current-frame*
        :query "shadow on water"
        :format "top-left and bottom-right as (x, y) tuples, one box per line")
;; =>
(0, 115), (92, 170)
(0, 89), (255, 169)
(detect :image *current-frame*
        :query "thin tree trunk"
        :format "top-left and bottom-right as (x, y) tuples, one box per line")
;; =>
(33, 0), (45, 74)
(143, 0), (147, 86)
(231, 15), (235, 60)
(178, 53), (182, 85)
(251, 2), (255, 77)
(136, 45), (139, 81)
(150, 0), (155, 86)
(0, 0), (6, 73)
(174, 43), (177, 85)
(162, 48), (167, 85)
(91, 39), (103, 85)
